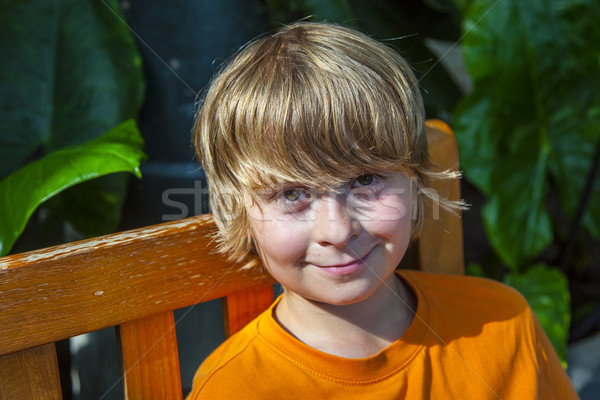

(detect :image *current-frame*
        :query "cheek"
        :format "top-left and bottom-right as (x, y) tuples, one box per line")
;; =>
(250, 214), (310, 265)
(372, 192), (411, 222)
(359, 193), (413, 238)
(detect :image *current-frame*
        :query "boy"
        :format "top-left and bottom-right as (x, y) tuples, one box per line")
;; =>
(188, 22), (578, 399)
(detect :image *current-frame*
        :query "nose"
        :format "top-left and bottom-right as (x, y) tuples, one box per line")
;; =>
(312, 192), (360, 248)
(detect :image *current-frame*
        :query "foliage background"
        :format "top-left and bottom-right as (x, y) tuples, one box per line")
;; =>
(0, 0), (146, 256)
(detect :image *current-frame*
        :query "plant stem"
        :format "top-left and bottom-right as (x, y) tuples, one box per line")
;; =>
(559, 136), (600, 273)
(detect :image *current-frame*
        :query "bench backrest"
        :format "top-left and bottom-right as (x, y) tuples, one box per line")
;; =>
(0, 119), (463, 399)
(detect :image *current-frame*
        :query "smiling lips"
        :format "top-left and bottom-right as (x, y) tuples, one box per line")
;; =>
(313, 250), (372, 276)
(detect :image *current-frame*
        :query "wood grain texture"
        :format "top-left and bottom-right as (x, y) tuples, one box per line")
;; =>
(118, 311), (182, 400)
(223, 285), (275, 337)
(0, 215), (275, 356)
(419, 119), (464, 274)
(0, 343), (62, 400)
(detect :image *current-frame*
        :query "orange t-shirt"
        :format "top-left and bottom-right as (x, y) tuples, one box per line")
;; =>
(187, 270), (579, 399)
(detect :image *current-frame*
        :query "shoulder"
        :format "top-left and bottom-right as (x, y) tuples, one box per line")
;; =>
(400, 271), (534, 360)
(398, 271), (579, 398)
(398, 270), (532, 333)
(399, 269), (528, 310)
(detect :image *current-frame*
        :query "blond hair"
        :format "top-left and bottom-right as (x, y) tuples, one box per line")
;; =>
(194, 21), (459, 268)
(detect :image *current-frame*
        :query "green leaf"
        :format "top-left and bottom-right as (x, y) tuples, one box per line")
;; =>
(0, 0), (144, 178)
(548, 99), (600, 240)
(0, 0), (145, 245)
(482, 135), (553, 269)
(465, 262), (486, 277)
(454, 0), (600, 266)
(45, 173), (131, 239)
(503, 264), (570, 366)
(0, 120), (145, 256)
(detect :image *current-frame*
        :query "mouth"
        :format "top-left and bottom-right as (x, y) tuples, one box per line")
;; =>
(313, 250), (372, 276)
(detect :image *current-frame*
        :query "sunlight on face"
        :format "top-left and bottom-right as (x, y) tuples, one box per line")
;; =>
(245, 172), (415, 306)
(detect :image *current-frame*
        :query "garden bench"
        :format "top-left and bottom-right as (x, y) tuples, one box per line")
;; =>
(0, 119), (463, 399)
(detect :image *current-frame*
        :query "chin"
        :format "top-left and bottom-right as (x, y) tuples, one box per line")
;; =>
(309, 285), (378, 307)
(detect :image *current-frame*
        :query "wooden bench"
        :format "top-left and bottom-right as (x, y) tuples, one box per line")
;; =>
(0, 119), (463, 399)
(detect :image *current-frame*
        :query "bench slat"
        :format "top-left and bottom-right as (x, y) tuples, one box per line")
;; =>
(118, 311), (182, 400)
(0, 343), (62, 400)
(0, 215), (274, 356)
(419, 120), (464, 274)
(223, 285), (275, 337)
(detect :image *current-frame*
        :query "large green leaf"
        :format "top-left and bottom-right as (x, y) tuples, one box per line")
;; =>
(503, 264), (571, 366)
(0, 0), (145, 244)
(454, 0), (600, 268)
(50, 173), (131, 239)
(0, 120), (145, 256)
(0, 0), (144, 178)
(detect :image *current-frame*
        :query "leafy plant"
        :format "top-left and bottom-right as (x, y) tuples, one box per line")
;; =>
(0, 0), (146, 255)
(0, 120), (145, 255)
(504, 265), (571, 363)
(454, 0), (600, 362)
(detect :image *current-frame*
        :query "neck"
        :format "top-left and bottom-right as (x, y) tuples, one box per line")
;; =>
(275, 273), (416, 358)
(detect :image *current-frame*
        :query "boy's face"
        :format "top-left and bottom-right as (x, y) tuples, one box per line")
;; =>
(245, 171), (414, 306)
